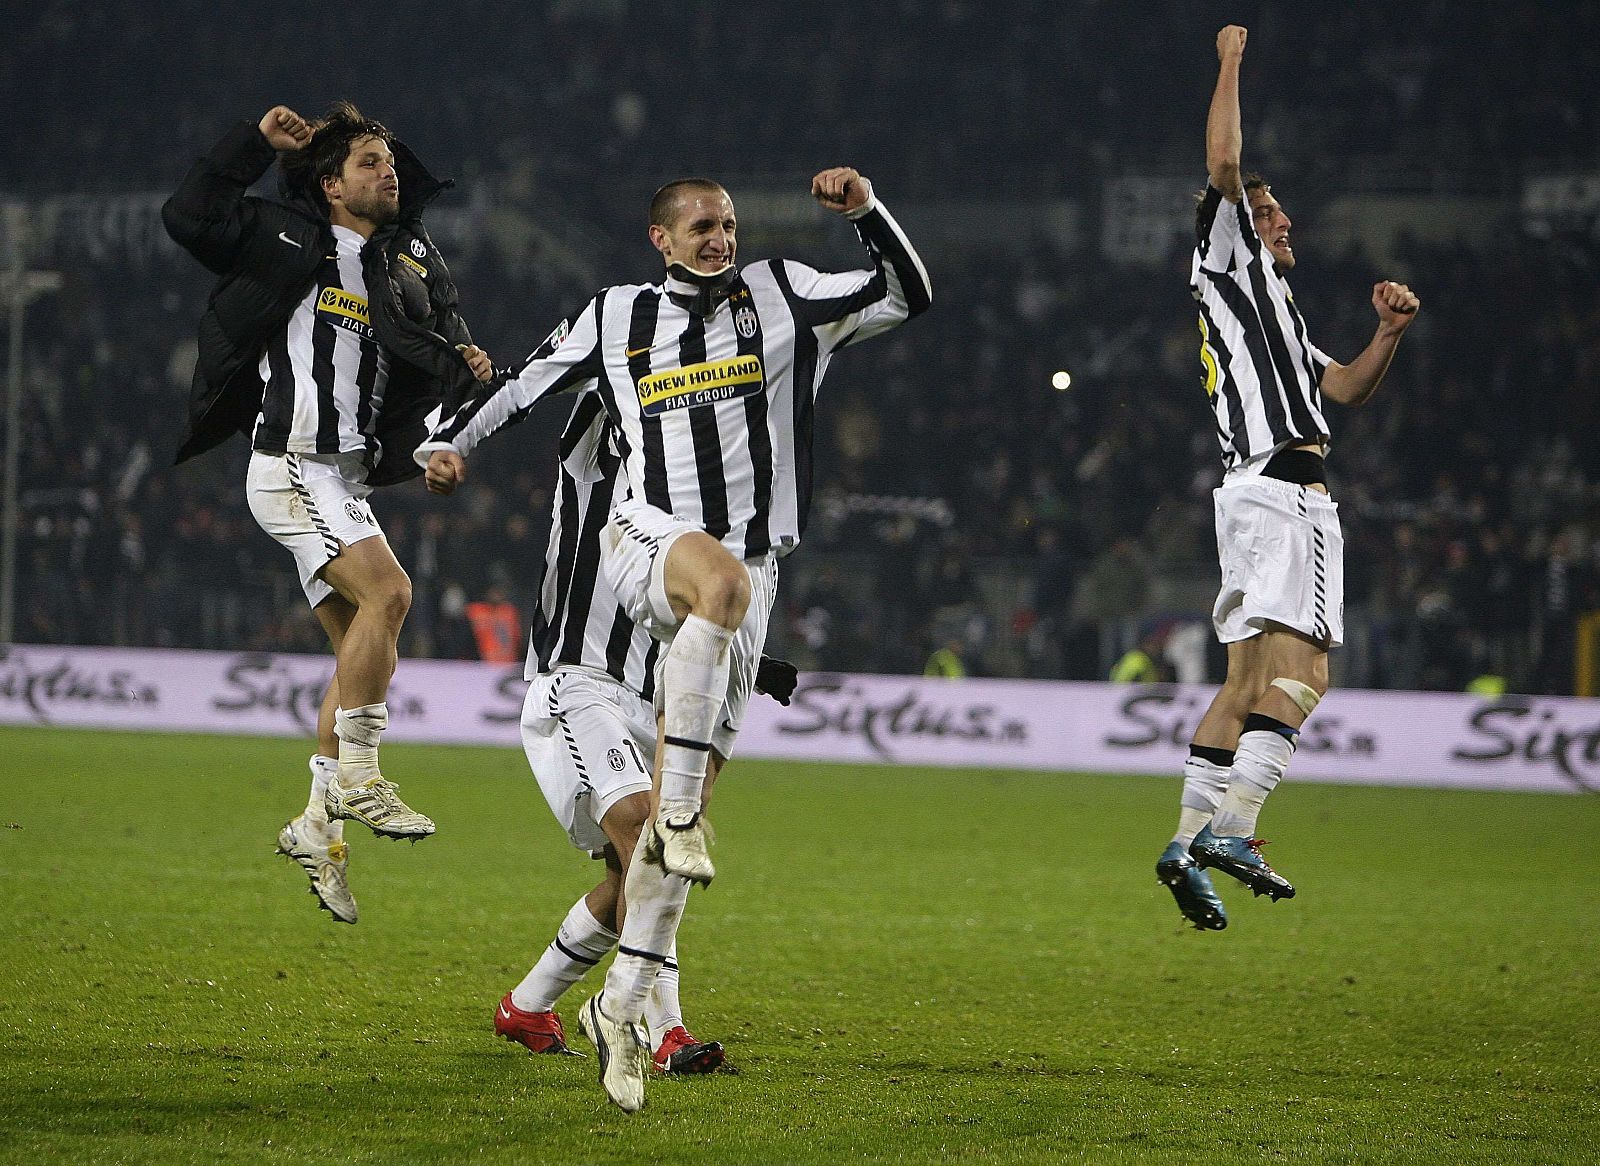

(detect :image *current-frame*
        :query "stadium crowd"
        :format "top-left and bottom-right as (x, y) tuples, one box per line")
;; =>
(6, 1), (1600, 694)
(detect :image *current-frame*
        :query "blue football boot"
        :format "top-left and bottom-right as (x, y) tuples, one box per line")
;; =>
(1156, 841), (1227, 930)
(1189, 824), (1296, 901)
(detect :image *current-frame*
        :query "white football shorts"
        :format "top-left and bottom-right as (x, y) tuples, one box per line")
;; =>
(521, 666), (656, 856)
(1211, 476), (1345, 647)
(602, 497), (778, 757)
(245, 451), (383, 608)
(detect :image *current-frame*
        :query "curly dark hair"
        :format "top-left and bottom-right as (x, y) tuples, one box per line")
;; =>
(280, 100), (392, 208)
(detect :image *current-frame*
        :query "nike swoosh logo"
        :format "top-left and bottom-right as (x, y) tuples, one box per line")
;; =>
(278, 232), (302, 248)
(625, 346), (651, 358)
(498, 1004), (511, 1020)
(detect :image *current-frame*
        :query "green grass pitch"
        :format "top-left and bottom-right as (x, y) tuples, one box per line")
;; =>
(1, 724), (1596, 1165)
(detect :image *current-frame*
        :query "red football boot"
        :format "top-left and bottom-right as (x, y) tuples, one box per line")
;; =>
(494, 993), (583, 1056)
(652, 1025), (725, 1074)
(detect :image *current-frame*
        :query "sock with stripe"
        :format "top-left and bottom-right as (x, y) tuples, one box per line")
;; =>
(304, 755), (343, 843)
(334, 703), (386, 786)
(643, 942), (684, 1049)
(601, 828), (693, 1024)
(511, 896), (619, 1013)
(1210, 714), (1298, 838)
(659, 615), (735, 819)
(1173, 745), (1232, 846)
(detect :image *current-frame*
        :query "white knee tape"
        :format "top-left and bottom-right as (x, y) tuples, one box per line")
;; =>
(1270, 677), (1321, 717)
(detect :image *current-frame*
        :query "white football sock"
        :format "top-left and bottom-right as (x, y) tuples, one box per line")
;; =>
(512, 896), (618, 1013)
(659, 615), (734, 817)
(1173, 755), (1230, 846)
(602, 829), (692, 1024)
(644, 942), (684, 1047)
(1210, 729), (1295, 837)
(335, 703), (387, 784)
(305, 755), (342, 842)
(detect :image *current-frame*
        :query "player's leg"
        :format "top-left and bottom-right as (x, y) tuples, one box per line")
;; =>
(1191, 480), (1342, 899)
(318, 533), (433, 838)
(1211, 625), (1327, 836)
(643, 747), (727, 1075)
(496, 852), (623, 1057)
(497, 784), (649, 1051)
(649, 530), (750, 883)
(1184, 478), (1338, 901)
(507, 673), (651, 1067)
(593, 562), (772, 1089)
(1157, 636), (1270, 930)
(307, 595), (353, 833)
(1183, 635), (1273, 840)
(582, 721), (687, 1109)
(273, 595), (358, 922)
(1190, 624), (1326, 900)
(245, 452), (359, 921)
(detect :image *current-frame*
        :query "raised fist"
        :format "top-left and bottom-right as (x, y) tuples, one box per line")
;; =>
(1372, 280), (1420, 329)
(811, 167), (871, 215)
(1217, 26), (1247, 61)
(259, 106), (313, 152)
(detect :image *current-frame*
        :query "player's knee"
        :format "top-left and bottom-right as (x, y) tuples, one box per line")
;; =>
(696, 565), (750, 630)
(376, 584), (410, 628)
(604, 793), (650, 856)
(1218, 670), (1265, 715)
(1270, 675), (1325, 717)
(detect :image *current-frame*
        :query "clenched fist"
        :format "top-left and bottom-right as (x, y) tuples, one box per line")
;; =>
(259, 105), (312, 152)
(1372, 280), (1420, 331)
(425, 449), (467, 495)
(811, 167), (872, 215)
(1217, 25), (1247, 61)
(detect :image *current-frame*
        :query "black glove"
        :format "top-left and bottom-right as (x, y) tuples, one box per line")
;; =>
(754, 656), (799, 705)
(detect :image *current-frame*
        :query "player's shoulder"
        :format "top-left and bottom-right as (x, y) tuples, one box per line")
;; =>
(749, 257), (824, 295)
(597, 281), (664, 305)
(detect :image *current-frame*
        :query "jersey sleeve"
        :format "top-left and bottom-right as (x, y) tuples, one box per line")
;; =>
(779, 193), (932, 353)
(414, 299), (602, 464)
(1307, 340), (1332, 379)
(1194, 180), (1261, 273)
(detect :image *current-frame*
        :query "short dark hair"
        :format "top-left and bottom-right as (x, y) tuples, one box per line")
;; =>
(281, 101), (392, 208)
(1194, 171), (1271, 236)
(649, 178), (726, 229)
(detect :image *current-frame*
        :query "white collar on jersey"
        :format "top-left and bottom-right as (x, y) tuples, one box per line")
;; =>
(664, 262), (739, 317)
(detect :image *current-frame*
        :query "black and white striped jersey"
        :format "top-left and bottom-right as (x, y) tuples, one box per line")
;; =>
(1191, 183), (1332, 473)
(421, 193), (931, 560)
(253, 225), (389, 459)
(525, 388), (660, 695)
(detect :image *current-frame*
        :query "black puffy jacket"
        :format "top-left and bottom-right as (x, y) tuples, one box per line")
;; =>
(162, 121), (482, 485)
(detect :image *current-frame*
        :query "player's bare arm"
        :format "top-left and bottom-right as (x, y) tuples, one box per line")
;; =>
(811, 167), (871, 215)
(1206, 26), (1247, 202)
(424, 449), (466, 495)
(258, 105), (313, 152)
(1319, 281), (1421, 407)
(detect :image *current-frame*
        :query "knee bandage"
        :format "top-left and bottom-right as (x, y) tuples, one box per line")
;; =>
(1270, 677), (1321, 717)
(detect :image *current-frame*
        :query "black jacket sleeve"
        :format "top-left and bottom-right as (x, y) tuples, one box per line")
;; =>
(369, 224), (481, 411)
(161, 121), (278, 275)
